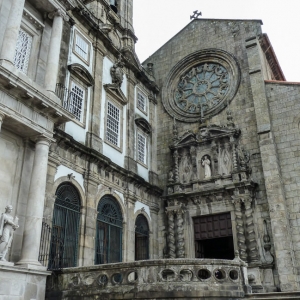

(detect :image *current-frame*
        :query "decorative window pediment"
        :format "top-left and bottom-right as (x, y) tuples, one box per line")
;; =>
(68, 63), (94, 87)
(135, 117), (151, 134)
(104, 84), (127, 105)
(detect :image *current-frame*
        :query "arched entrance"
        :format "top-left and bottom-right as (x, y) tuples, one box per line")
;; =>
(48, 183), (81, 270)
(95, 196), (123, 264)
(135, 214), (149, 260)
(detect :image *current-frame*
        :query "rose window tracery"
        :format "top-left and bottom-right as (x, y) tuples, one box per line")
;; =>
(174, 63), (230, 115)
(162, 49), (241, 122)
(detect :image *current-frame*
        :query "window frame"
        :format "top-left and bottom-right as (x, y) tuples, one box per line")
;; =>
(104, 99), (123, 151)
(72, 29), (91, 66)
(136, 88), (148, 115)
(136, 129), (148, 167)
(67, 76), (88, 126)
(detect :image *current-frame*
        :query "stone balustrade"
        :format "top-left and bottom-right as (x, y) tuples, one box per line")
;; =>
(46, 258), (249, 299)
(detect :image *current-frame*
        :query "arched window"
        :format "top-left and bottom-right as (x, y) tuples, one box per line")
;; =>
(49, 183), (81, 270)
(95, 196), (123, 264)
(135, 214), (149, 260)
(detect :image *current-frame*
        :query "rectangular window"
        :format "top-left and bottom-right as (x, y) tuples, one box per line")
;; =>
(13, 29), (32, 74)
(73, 31), (90, 63)
(68, 82), (85, 122)
(106, 102), (120, 147)
(137, 133), (147, 165)
(137, 91), (146, 113)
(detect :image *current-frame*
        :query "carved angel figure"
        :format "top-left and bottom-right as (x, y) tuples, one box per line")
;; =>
(0, 205), (19, 261)
(202, 156), (211, 178)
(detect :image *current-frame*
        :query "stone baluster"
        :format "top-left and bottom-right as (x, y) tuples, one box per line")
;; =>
(173, 150), (179, 182)
(175, 205), (185, 258)
(166, 209), (176, 258)
(44, 9), (68, 93)
(243, 196), (260, 263)
(17, 136), (51, 266)
(232, 196), (247, 261)
(0, 112), (5, 132)
(0, 0), (25, 65)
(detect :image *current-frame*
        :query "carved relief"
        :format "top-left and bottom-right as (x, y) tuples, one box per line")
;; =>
(218, 143), (232, 175)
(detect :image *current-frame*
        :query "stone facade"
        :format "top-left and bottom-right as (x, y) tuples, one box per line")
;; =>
(1, 0), (300, 299)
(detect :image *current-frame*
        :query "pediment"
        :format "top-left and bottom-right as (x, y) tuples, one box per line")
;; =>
(135, 117), (152, 134)
(175, 131), (197, 146)
(121, 47), (142, 72)
(104, 84), (128, 105)
(201, 125), (240, 140)
(68, 64), (94, 86)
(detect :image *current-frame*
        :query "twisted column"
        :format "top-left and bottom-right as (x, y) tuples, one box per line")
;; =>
(166, 210), (176, 258)
(232, 143), (238, 170)
(232, 197), (247, 261)
(175, 206), (185, 258)
(173, 150), (179, 182)
(244, 196), (260, 263)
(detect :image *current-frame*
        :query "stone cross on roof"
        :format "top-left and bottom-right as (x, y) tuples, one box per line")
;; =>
(190, 10), (202, 20)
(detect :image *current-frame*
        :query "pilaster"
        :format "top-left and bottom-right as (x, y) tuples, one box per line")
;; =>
(246, 36), (298, 291)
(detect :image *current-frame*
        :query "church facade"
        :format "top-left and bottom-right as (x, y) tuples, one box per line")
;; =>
(1, 0), (300, 299)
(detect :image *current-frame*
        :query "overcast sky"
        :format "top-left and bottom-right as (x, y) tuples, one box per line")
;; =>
(133, 0), (300, 82)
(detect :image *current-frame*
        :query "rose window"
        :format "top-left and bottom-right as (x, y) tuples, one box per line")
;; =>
(174, 63), (229, 115)
(162, 49), (240, 122)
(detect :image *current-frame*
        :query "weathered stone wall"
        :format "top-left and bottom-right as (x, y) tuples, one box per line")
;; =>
(266, 82), (300, 268)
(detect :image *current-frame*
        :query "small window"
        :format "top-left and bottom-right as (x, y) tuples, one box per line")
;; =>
(135, 214), (149, 260)
(137, 92), (147, 113)
(73, 31), (90, 64)
(106, 101), (120, 147)
(65, 81), (85, 122)
(137, 132), (147, 165)
(13, 29), (32, 74)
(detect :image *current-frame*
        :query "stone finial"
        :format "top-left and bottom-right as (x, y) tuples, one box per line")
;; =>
(0, 205), (19, 262)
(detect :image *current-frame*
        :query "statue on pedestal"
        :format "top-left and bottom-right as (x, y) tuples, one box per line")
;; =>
(0, 205), (19, 261)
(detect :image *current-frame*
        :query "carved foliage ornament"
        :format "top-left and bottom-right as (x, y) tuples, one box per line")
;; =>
(163, 49), (241, 122)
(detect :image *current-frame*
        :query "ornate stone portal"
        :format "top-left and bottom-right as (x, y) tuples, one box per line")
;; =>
(165, 113), (261, 267)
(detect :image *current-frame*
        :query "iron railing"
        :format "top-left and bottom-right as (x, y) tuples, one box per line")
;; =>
(38, 221), (52, 268)
(55, 83), (71, 110)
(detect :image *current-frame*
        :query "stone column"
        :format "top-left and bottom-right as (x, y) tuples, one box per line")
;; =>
(166, 209), (176, 258)
(243, 196), (260, 264)
(175, 205), (185, 258)
(0, 0), (25, 65)
(232, 196), (247, 262)
(0, 112), (5, 131)
(44, 9), (66, 92)
(17, 136), (51, 266)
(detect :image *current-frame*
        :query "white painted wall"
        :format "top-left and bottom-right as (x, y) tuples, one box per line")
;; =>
(100, 56), (127, 167)
(134, 201), (151, 220)
(55, 165), (85, 192)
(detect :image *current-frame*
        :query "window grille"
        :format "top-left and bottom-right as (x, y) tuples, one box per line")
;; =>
(75, 34), (88, 61)
(106, 102), (120, 146)
(13, 29), (32, 74)
(135, 214), (149, 260)
(95, 196), (123, 264)
(48, 183), (81, 270)
(68, 82), (85, 121)
(137, 133), (146, 164)
(137, 92), (146, 112)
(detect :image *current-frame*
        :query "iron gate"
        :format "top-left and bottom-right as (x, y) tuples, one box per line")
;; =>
(48, 183), (81, 270)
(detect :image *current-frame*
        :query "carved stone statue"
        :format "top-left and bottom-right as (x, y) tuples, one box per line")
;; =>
(219, 143), (232, 175)
(201, 156), (211, 178)
(110, 55), (124, 87)
(168, 170), (174, 183)
(0, 205), (19, 261)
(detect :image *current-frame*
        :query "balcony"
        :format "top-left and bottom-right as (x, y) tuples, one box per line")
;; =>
(46, 256), (250, 299)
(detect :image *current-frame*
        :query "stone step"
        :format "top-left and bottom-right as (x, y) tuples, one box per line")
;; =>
(246, 292), (300, 300)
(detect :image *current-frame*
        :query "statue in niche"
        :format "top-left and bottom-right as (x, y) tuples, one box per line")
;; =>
(201, 156), (211, 178)
(219, 143), (232, 175)
(182, 165), (191, 183)
(168, 169), (174, 183)
(0, 205), (19, 261)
